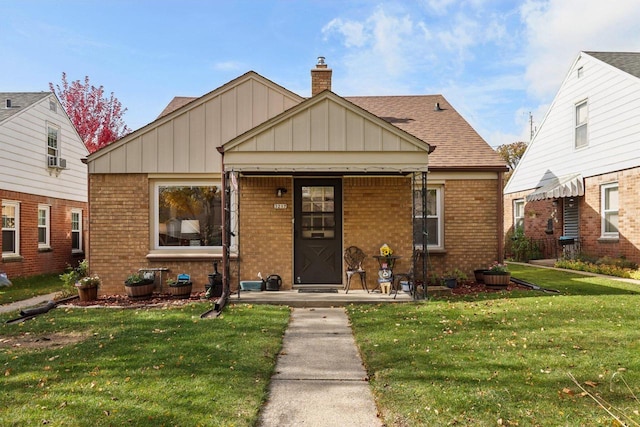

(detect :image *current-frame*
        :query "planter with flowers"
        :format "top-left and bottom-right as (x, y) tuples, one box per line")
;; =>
(124, 272), (156, 300)
(167, 275), (193, 299)
(75, 275), (100, 302)
(483, 262), (511, 288)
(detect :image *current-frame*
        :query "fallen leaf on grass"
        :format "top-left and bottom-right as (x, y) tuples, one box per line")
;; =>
(584, 380), (597, 387)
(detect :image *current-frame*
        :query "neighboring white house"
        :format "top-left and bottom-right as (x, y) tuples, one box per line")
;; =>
(1, 92), (89, 277)
(504, 51), (640, 263)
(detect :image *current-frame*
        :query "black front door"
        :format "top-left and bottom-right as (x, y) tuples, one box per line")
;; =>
(293, 179), (342, 285)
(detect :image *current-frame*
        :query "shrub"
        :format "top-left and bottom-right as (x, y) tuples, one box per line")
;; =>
(555, 257), (638, 279)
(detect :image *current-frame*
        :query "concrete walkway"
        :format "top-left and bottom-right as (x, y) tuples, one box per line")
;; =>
(0, 292), (59, 315)
(258, 307), (383, 427)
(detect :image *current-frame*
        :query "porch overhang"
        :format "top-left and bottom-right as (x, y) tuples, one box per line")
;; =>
(526, 173), (584, 201)
(221, 151), (429, 173)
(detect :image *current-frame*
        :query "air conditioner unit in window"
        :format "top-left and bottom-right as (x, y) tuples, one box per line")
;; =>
(47, 155), (66, 169)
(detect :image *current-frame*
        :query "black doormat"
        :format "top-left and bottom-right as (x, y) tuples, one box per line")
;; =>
(298, 288), (339, 293)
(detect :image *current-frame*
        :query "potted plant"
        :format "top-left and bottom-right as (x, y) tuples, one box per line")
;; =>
(75, 274), (101, 301)
(124, 272), (155, 299)
(167, 275), (193, 299)
(442, 268), (468, 288)
(483, 262), (511, 288)
(60, 259), (93, 300)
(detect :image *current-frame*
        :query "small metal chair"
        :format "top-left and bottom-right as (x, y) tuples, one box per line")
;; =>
(392, 250), (423, 299)
(344, 246), (368, 293)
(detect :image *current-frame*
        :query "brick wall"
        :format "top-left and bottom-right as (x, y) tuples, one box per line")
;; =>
(504, 166), (640, 264)
(343, 177), (413, 289)
(432, 179), (502, 279)
(239, 176), (293, 288)
(1, 189), (87, 278)
(89, 174), (150, 294)
(582, 169), (640, 263)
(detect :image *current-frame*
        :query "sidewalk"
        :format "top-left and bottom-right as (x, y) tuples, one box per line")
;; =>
(0, 292), (58, 315)
(258, 307), (383, 427)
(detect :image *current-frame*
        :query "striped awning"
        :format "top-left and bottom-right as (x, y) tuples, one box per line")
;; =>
(526, 173), (584, 201)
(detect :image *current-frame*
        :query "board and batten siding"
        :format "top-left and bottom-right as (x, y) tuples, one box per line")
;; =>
(223, 93), (430, 172)
(0, 95), (88, 202)
(88, 73), (303, 174)
(506, 52), (640, 194)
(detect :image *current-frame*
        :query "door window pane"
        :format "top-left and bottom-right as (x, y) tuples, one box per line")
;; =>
(301, 186), (335, 239)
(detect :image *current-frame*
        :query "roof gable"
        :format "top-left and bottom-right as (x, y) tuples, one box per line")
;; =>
(87, 72), (304, 173)
(221, 91), (431, 173)
(505, 51), (640, 195)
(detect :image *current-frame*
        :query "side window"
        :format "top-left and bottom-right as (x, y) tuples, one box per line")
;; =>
(513, 199), (525, 232)
(601, 183), (619, 238)
(575, 100), (588, 149)
(2, 201), (20, 256)
(47, 123), (60, 158)
(71, 209), (83, 252)
(38, 205), (51, 248)
(414, 187), (442, 248)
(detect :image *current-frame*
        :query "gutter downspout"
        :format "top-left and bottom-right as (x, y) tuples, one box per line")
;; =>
(214, 146), (230, 314)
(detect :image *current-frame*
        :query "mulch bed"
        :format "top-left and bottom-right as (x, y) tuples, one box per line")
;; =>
(59, 282), (530, 308)
(449, 281), (530, 295)
(62, 292), (216, 308)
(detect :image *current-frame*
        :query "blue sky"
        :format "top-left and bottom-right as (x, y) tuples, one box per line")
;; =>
(3, 0), (640, 147)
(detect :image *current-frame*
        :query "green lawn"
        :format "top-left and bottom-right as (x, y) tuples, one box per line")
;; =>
(1, 303), (290, 426)
(0, 273), (64, 305)
(347, 264), (640, 426)
(3, 265), (640, 426)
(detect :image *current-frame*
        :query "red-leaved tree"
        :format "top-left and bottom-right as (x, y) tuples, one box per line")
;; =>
(50, 73), (131, 153)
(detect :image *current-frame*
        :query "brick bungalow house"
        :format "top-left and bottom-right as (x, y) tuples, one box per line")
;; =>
(1, 92), (88, 278)
(504, 51), (640, 264)
(86, 59), (507, 295)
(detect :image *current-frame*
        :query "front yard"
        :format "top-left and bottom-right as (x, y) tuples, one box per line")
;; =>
(348, 264), (640, 425)
(1, 264), (639, 426)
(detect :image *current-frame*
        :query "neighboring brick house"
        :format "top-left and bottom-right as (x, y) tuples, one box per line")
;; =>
(504, 51), (640, 264)
(87, 59), (507, 295)
(1, 92), (89, 278)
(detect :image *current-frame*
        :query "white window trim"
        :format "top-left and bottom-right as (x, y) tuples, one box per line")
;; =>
(574, 100), (588, 149)
(152, 180), (236, 254)
(38, 204), (51, 249)
(414, 186), (444, 250)
(47, 122), (60, 158)
(71, 209), (83, 253)
(513, 199), (525, 232)
(2, 200), (20, 257)
(601, 182), (619, 238)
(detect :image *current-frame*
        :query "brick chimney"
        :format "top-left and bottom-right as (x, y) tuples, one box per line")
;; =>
(311, 56), (332, 96)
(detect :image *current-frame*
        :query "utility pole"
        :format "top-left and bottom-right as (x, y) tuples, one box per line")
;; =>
(529, 112), (536, 142)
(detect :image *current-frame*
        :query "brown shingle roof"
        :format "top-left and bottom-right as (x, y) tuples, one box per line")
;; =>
(346, 95), (506, 169)
(157, 96), (197, 119)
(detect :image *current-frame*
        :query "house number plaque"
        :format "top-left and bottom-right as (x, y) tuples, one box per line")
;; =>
(273, 203), (288, 209)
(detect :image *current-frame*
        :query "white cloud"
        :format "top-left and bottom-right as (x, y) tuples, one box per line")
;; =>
(322, 18), (366, 48)
(212, 61), (244, 72)
(521, 0), (640, 99)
